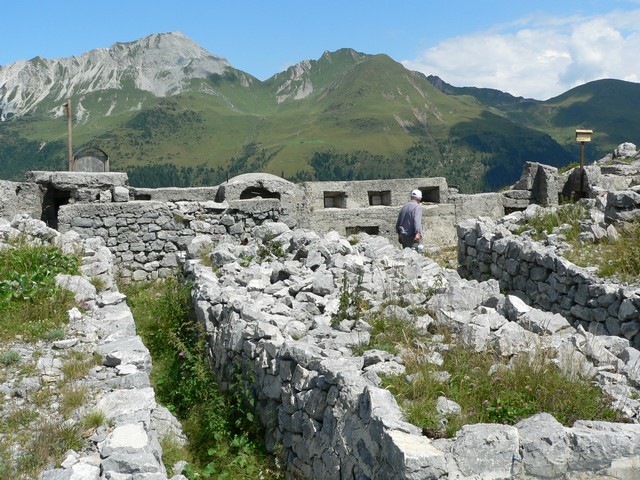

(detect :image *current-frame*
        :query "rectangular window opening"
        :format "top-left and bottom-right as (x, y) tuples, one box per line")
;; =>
(133, 193), (152, 201)
(368, 190), (391, 206)
(420, 186), (441, 204)
(323, 191), (347, 208)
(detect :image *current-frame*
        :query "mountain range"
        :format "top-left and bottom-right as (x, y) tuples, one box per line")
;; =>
(0, 31), (637, 192)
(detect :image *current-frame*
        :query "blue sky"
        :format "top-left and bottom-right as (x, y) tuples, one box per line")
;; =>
(2, 0), (640, 100)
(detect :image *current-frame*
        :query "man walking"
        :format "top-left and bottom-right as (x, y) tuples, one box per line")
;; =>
(396, 189), (423, 250)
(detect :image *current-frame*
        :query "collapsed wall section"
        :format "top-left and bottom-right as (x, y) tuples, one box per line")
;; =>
(184, 247), (450, 479)
(185, 228), (640, 479)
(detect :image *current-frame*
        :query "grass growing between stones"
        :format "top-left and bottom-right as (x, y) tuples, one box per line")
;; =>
(428, 245), (458, 270)
(0, 348), (102, 477)
(0, 242), (79, 341)
(595, 220), (640, 282)
(517, 201), (588, 242)
(361, 311), (623, 438)
(123, 277), (283, 479)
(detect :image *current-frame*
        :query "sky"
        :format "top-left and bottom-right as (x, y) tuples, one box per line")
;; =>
(2, 0), (640, 100)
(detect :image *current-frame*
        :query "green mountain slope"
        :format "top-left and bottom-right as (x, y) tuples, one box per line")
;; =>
(517, 79), (640, 155)
(428, 75), (639, 163)
(1, 39), (635, 192)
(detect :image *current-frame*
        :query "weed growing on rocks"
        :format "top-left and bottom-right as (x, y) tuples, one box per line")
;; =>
(257, 239), (286, 262)
(0, 242), (79, 341)
(124, 277), (283, 479)
(516, 201), (640, 282)
(597, 220), (640, 282)
(0, 350), (20, 366)
(0, 242), (97, 476)
(332, 270), (368, 327)
(18, 421), (83, 477)
(61, 350), (99, 381)
(518, 201), (588, 242)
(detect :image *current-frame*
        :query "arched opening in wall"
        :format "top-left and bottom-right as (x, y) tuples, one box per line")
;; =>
(346, 226), (379, 235)
(73, 147), (109, 172)
(239, 187), (281, 200)
(41, 186), (71, 229)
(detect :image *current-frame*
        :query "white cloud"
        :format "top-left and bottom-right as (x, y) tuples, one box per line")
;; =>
(402, 9), (640, 100)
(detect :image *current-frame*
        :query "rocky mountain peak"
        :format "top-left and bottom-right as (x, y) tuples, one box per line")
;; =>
(0, 31), (231, 119)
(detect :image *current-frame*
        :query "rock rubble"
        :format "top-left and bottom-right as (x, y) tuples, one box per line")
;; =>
(0, 215), (186, 480)
(186, 221), (640, 479)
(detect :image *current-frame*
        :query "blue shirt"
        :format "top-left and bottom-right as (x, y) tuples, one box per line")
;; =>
(395, 201), (423, 237)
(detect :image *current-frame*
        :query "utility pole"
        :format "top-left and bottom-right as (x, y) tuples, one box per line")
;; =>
(64, 99), (73, 171)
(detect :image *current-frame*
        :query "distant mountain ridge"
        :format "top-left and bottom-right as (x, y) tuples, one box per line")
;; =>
(426, 75), (540, 109)
(0, 32), (239, 119)
(0, 32), (637, 192)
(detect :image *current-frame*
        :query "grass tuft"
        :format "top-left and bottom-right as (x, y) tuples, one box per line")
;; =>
(353, 305), (623, 438)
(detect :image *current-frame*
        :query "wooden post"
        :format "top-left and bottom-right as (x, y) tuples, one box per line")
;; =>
(65, 99), (73, 171)
(580, 141), (585, 197)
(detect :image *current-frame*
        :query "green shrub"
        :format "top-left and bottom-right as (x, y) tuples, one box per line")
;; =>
(257, 240), (286, 262)
(0, 351), (21, 367)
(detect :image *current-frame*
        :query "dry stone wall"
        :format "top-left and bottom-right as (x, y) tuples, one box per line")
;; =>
(0, 215), (186, 480)
(57, 199), (292, 280)
(457, 217), (640, 349)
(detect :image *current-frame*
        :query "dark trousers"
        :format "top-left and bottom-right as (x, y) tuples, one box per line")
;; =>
(399, 235), (415, 248)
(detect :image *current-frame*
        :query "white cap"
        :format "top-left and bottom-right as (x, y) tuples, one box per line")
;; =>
(411, 189), (422, 199)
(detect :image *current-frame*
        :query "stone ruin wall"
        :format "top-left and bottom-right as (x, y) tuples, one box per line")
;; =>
(0, 170), (507, 280)
(457, 218), (640, 350)
(4, 164), (640, 345)
(56, 199), (290, 281)
(186, 260), (441, 480)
